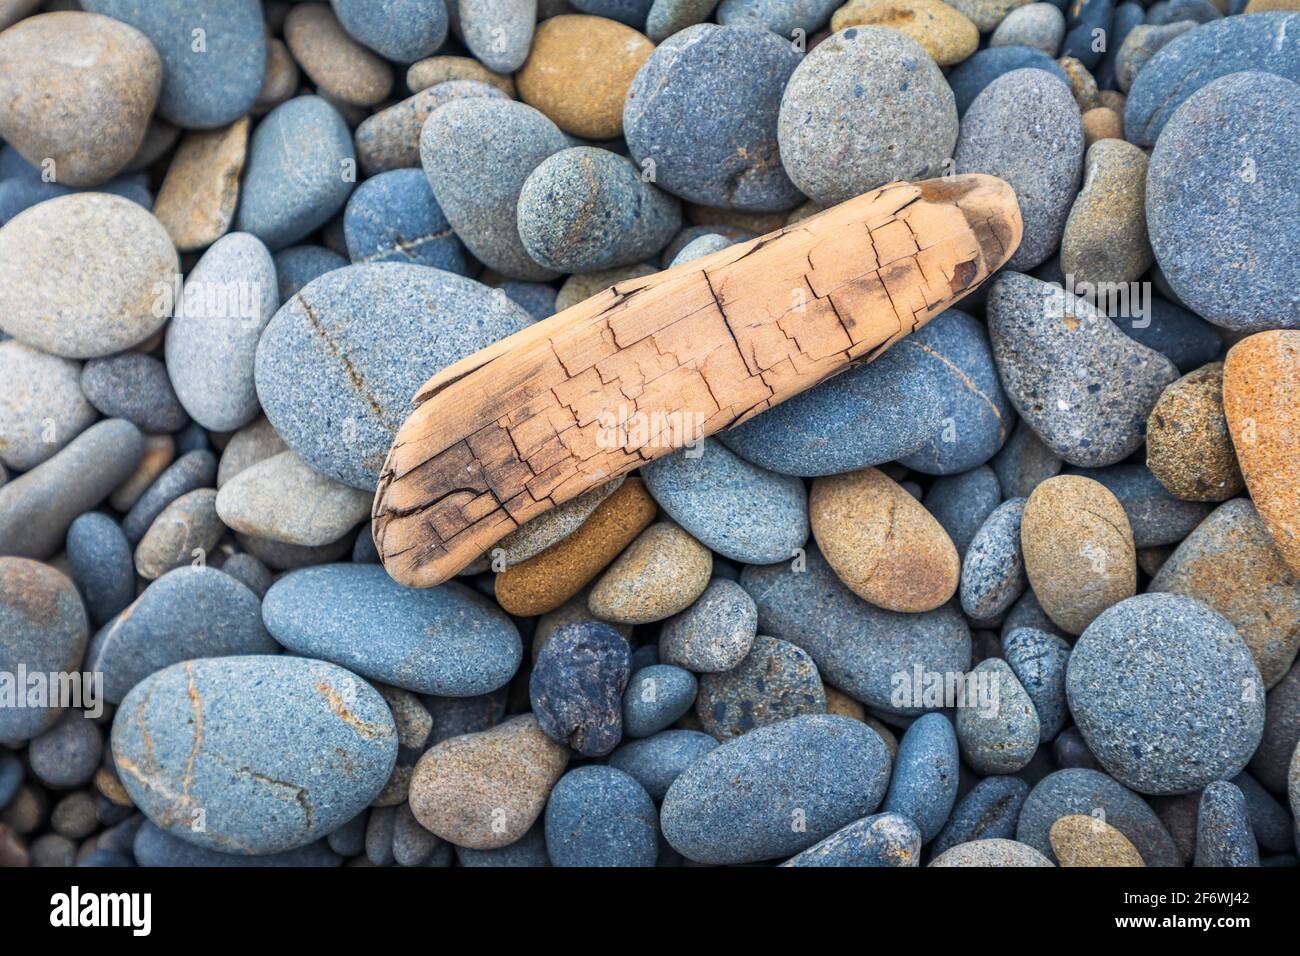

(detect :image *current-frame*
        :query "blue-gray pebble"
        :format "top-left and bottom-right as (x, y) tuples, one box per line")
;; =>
(66, 512), (135, 627)
(948, 45), (1072, 116)
(924, 466), (1002, 559)
(606, 729), (719, 801)
(883, 713), (959, 843)
(343, 169), (468, 274)
(960, 498), (1028, 621)
(1194, 780), (1259, 867)
(931, 776), (1030, 857)
(545, 765), (659, 867)
(1001, 626), (1071, 742)
(623, 664), (697, 738)
(332, 0), (448, 62)
(782, 812), (921, 866)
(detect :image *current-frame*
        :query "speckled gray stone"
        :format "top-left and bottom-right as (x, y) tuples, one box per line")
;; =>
(623, 664), (697, 738)
(1001, 626), (1071, 741)
(333, 0), (449, 63)
(924, 466), (1002, 559)
(960, 498), (1028, 621)
(696, 635), (826, 738)
(545, 765), (659, 867)
(883, 713), (959, 842)
(122, 449), (217, 543)
(659, 578), (758, 673)
(930, 838), (1054, 866)
(990, 3), (1065, 54)
(216, 450), (370, 547)
(990, 418), (1063, 500)
(1194, 780), (1258, 867)
(717, 0), (838, 34)
(606, 728), (719, 800)
(1248, 659), (1300, 794)
(66, 512), (135, 627)
(1067, 463), (1212, 548)
(782, 812), (921, 867)
(931, 775), (1030, 856)
(947, 45), (1072, 116)
(28, 711), (103, 789)
(956, 658), (1041, 774)
(1067, 593), (1266, 795)
(356, 81), (507, 177)
(80, 353), (188, 433)
(778, 26), (957, 205)
(955, 68), (1082, 270)
(1115, 21), (1197, 94)
(133, 488), (225, 580)
(646, 0), (718, 41)
(461, 0), (537, 73)
(0, 340), (96, 471)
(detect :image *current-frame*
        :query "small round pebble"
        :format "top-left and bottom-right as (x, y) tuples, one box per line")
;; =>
(1146, 363), (1243, 502)
(1194, 780), (1259, 866)
(545, 766), (659, 867)
(588, 521), (712, 624)
(606, 729), (719, 800)
(623, 664), (698, 738)
(80, 353), (187, 433)
(956, 658), (1041, 774)
(882, 713), (959, 842)
(930, 838), (1054, 867)
(696, 635), (826, 739)
(659, 578), (758, 673)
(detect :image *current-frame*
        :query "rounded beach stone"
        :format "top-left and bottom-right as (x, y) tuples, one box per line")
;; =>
(1066, 593), (1266, 795)
(342, 168), (467, 273)
(956, 657), (1041, 774)
(1114, 21), (1196, 95)
(1146, 73), (1299, 332)
(1020, 475), (1136, 635)
(528, 620), (631, 756)
(255, 263), (532, 490)
(66, 513), (134, 627)
(696, 635), (826, 739)
(882, 713), (959, 842)
(495, 478), (659, 616)
(810, 467), (959, 613)
(264, 563), (521, 696)
(517, 14), (654, 139)
(955, 68), (1082, 270)
(0, 341), (96, 471)
(122, 449), (217, 543)
(1001, 626), (1070, 741)
(80, 353), (188, 434)
(0, 194), (178, 359)
(0, 559), (89, 742)
(659, 578), (758, 673)
(517, 146), (682, 272)
(960, 498), (1028, 621)
(1049, 814), (1145, 866)
(111, 433), (174, 512)
(641, 438), (807, 564)
(931, 776), (1029, 855)
(420, 98), (568, 280)
(924, 466), (1002, 558)
(1146, 363), (1243, 502)
(0, 12), (160, 187)
(777, 26), (957, 205)
(88, 565), (276, 703)
(255, 37), (300, 115)
(1124, 13), (1300, 148)
(1069, 462), (1212, 549)
(830, 0), (979, 65)
(273, 246), (348, 303)
(133, 488), (224, 580)
(1223, 331), (1300, 575)
(990, 3), (1065, 54)
(1080, 107), (1121, 149)
(215, 450), (366, 546)
(988, 272), (1179, 467)
(930, 838), (1054, 866)
(332, 0), (449, 63)
(545, 766), (658, 866)
(623, 23), (804, 211)
(1194, 780), (1258, 866)
(781, 812), (921, 867)
(284, 3), (392, 108)
(29, 713), (103, 789)
(1151, 499), (1300, 689)
(947, 45), (1071, 115)
(111, 656), (397, 854)
(497, 479), (625, 565)
(406, 55), (517, 98)
(461, 0), (538, 73)
(409, 714), (569, 850)
(741, 547), (971, 715)
(0, 420), (144, 560)
(235, 96), (356, 252)
(661, 714), (891, 864)
(714, 0), (838, 33)
(1060, 138), (1151, 288)
(606, 729), (719, 801)
(79, 0), (266, 129)
(355, 81), (508, 177)
(152, 118), (249, 253)
(588, 521), (712, 624)
(219, 552), (273, 599)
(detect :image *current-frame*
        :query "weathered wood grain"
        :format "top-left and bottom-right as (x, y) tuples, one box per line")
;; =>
(373, 174), (1023, 587)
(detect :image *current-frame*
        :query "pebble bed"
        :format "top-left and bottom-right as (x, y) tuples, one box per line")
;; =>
(0, 0), (1298, 869)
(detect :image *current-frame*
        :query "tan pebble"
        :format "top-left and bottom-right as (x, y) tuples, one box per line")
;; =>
(407, 54), (517, 98)
(1223, 331), (1300, 575)
(1245, 0), (1300, 9)
(152, 117), (249, 252)
(810, 467), (959, 612)
(408, 714), (569, 849)
(1060, 137), (1151, 287)
(495, 478), (658, 616)
(831, 0), (980, 65)
(1021, 475), (1136, 634)
(255, 37), (301, 113)
(216, 416), (287, 489)
(1081, 106), (1123, 148)
(686, 203), (788, 234)
(587, 521), (713, 624)
(1097, 89), (1126, 114)
(1057, 55), (1101, 111)
(1050, 814), (1145, 866)
(93, 766), (133, 807)
(109, 433), (175, 512)
(517, 15), (654, 139)
(498, 477), (626, 564)
(1146, 363), (1244, 502)
(825, 686), (866, 722)
(284, 3), (393, 107)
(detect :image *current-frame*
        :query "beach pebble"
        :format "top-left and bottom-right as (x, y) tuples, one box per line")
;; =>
(1060, 0), (1113, 68)
(256, 263), (532, 490)
(930, 838), (1054, 866)
(624, 665), (697, 738)
(80, 354), (187, 434)
(123, 449), (217, 543)
(497, 479), (626, 565)
(530, 620), (631, 756)
(409, 714), (569, 850)
(29, 713), (103, 789)
(588, 521), (712, 624)
(955, 68), (1082, 270)
(152, 119), (249, 252)
(990, 3), (1065, 54)
(948, 45), (1071, 115)
(829, 0), (979, 66)
(1194, 780), (1259, 866)
(0, 341), (96, 471)
(454, 821), (551, 867)
(461, 0), (538, 73)
(354, 80), (506, 177)
(956, 658), (1041, 774)
(696, 635), (826, 739)
(1069, 462), (1212, 548)
(1146, 363), (1243, 502)
(133, 488), (224, 580)
(66, 513), (135, 627)
(88, 565), (276, 703)
(235, 96), (356, 251)
(0, 420), (144, 559)
(810, 467), (960, 613)
(924, 466), (1003, 558)
(931, 776), (1029, 855)
(545, 766), (658, 866)
(0, 194), (178, 359)
(263, 563), (522, 696)
(1050, 813), (1145, 865)
(988, 272), (1179, 467)
(661, 714), (891, 864)
(341, 169), (467, 274)
(882, 713), (959, 842)
(741, 547), (971, 715)
(1223, 331), (1300, 575)
(406, 55), (518, 97)
(945, 0), (1036, 31)
(0, 11), (161, 186)
(274, 246), (349, 303)
(606, 729), (719, 800)
(1060, 138), (1152, 288)
(517, 147), (682, 272)
(421, 98), (567, 280)
(109, 435), (174, 513)
(284, 3), (392, 108)
(332, 0), (449, 62)
(960, 498), (1028, 621)
(1146, 72), (1300, 332)
(659, 578), (758, 673)
(782, 812), (921, 867)
(216, 451), (368, 547)
(1002, 627), (1071, 741)
(624, 23), (803, 211)
(219, 553), (273, 599)
(517, 15), (654, 139)
(1248, 661), (1300, 793)
(1021, 475), (1136, 635)
(1151, 499), (1300, 689)
(1114, 297), (1222, 376)
(79, 0), (266, 128)
(1115, 21), (1196, 94)
(778, 26), (957, 205)
(1067, 593), (1265, 795)
(111, 656), (397, 854)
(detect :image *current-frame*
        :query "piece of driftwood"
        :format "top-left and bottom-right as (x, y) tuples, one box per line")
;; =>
(373, 174), (1023, 587)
